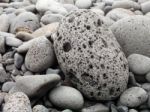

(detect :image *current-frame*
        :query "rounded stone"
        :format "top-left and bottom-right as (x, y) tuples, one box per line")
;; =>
(33, 105), (49, 112)
(14, 53), (24, 69)
(10, 12), (40, 34)
(75, 0), (92, 9)
(141, 83), (150, 92)
(119, 87), (148, 107)
(2, 81), (16, 92)
(145, 72), (150, 82)
(110, 15), (150, 57)
(106, 8), (135, 21)
(53, 10), (129, 100)
(25, 37), (55, 72)
(127, 54), (150, 75)
(141, 1), (150, 14)
(49, 86), (84, 110)
(3, 92), (32, 112)
(129, 109), (138, 112)
(0, 35), (5, 54)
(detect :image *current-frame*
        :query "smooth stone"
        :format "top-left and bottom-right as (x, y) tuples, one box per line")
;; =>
(0, 31), (22, 47)
(0, 35), (5, 53)
(110, 16), (150, 57)
(24, 5), (36, 12)
(140, 110), (150, 112)
(41, 14), (63, 25)
(138, 0), (149, 4)
(14, 53), (24, 69)
(106, 8), (134, 21)
(3, 92), (32, 112)
(110, 104), (118, 112)
(141, 83), (150, 92)
(128, 72), (141, 87)
(119, 87), (148, 107)
(134, 10), (143, 15)
(58, 0), (74, 4)
(62, 109), (73, 112)
(63, 4), (78, 12)
(46, 68), (60, 74)
(0, 64), (10, 83)
(129, 109), (138, 112)
(145, 72), (150, 82)
(33, 105), (49, 112)
(0, 0), (9, 3)
(0, 14), (9, 32)
(32, 22), (59, 38)
(141, 1), (150, 14)
(54, 9), (129, 100)
(49, 86), (84, 110)
(2, 81), (16, 92)
(12, 74), (61, 97)
(112, 1), (141, 10)
(75, 0), (92, 9)
(128, 54), (150, 75)
(16, 31), (34, 41)
(81, 103), (109, 112)
(10, 12), (40, 34)
(23, 71), (34, 76)
(25, 37), (55, 72)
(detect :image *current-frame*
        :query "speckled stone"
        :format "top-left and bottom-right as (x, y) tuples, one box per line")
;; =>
(3, 92), (32, 112)
(53, 10), (129, 100)
(119, 87), (148, 107)
(25, 37), (55, 72)
(110, 15), (150, 57)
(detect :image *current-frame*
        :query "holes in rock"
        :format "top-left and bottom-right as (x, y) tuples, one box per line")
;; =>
(68, 16), (75, 23)
(83, 44), (86, 49)
(109, 87), (115, 95)
(103, 83), (107, 87)
(90, 92), (94, 96)
(57, 36), (62, 41)
(85, 25), (91, 30)
(101, 38), (108, 48)
(88, 41), (93, 47)
(101, 64), (105, 69)
(116, 88), (120, 92)
(91, 55), (94, 58)
(63, 42), (71, 52)
(89, 64), (93, 69)
(97, 19), (102, 26)
(97, 92), (101, 96)
(103, 73), (108, 79)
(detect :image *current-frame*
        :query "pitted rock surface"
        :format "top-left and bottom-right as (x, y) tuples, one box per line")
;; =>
(53, 10), (129, 100)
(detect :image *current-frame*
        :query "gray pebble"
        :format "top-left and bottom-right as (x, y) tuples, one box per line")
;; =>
(129, 109), (138, 112)
(14, 53), (24, 69)
(63, 4), (78, 12)
(142, 83), (150, 92)
(141, 1), (150, 14)
(0, 14), (9, 32)
(75, 0), (92, 9)
(49, 86), (84, 110)
(33, 105), (49, 112)
(0, 64), (10, 83)
(146, 72), (150, 83)
(119, 87), (148, 107)
(16, 31), (34, 41)
(0, 35), (5, 54)
(25, 37), (55, 72)
(2, 81), (16, 92)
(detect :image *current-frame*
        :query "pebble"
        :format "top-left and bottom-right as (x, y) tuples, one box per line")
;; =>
(63, 4), (78, 12)
(110, 15), (150, 57)
(145, 72), (150, 82)
(2, 81), (16, 92)
(119, 87), (148, 107)
(10, 12), (40, 34)
(62, 109), (73, 112)
(25, 37), (55, 72)
(106, 8), (135, 21)
(0, 31), (23, 47)
(32, 105), (49, 112)
(117, 106), (128, 112)
(14, 53), (24, 69)
(41, 14), (63, 25)
(11, 74), (61, 97)
(90, 8), (104, 15)
(3, 92), (32, 112)
(54, 9), (129, 100)
(16, 31), (34, 41)
(81, 103), (109, 112)
(141, 1), (150, 14)
(141, 83), (150, 92)
(112, 0), (141, 10)
(128, 54), (150, 75)
(75, 0), (92, 9)
(0, 64), (10, 83)
(32, 22), (59, 38)
(46, 68), (60, 74)
(49, 86), (84, 110)
(129, 109), (138, 112)
(58, 0), (74, 4)
(0, 14), (9, 32)
(0, 35), (5, 54)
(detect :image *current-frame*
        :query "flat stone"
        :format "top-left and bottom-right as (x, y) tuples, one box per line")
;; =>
(2, 81), (16, 92)
(14, 53), (24, 69)
(33, 105), (49, 112)
(75, 0), (92, 9)
(141, 1), (150, 14)
(11, 74), (61, 97)
(49, 86), (84, 110)
(0, 64), (10, 83)
(0, 14), (9, 32)
(16, 31), (34, 41)
(141, 83), (150, 92)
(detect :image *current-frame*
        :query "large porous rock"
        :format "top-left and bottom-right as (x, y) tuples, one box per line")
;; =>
(53, 10), (129, 101)
(25, 37), (55, 72)
(110, 15), (150, 57)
